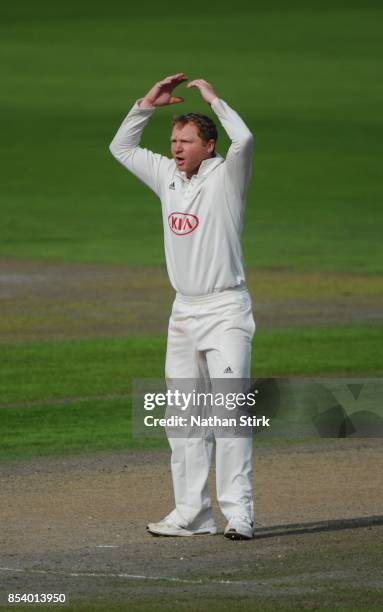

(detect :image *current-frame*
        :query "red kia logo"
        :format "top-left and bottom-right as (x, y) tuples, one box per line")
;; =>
(168, 212), (199, 236)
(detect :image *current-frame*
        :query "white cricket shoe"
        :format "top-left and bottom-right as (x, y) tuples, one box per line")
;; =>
(147, 516), (217, 537)
(224, 516), (254, 540)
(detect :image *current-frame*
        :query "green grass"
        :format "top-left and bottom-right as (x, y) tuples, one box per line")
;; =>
(1, 323), (382, 460)
(0, 336), (165, 404)
(1, 1), (382, 272)
(1, 324), (382, 405)
(0, 399), (166, 461)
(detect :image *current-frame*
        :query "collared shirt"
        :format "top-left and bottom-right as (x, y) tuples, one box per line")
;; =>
(110, 98), (254, 296)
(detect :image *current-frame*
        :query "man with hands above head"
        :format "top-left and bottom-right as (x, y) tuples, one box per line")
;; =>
(110, 73), (256, 540)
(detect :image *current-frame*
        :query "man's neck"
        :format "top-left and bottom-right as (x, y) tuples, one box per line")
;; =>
(186, 153), (216, 179)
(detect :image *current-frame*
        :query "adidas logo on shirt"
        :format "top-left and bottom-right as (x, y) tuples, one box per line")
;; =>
(224, 366), (233, 374)
(169, 181), (175, 190)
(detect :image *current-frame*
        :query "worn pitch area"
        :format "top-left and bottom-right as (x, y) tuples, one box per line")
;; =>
(0, 442), (382, 606)
(1, 258), (383, 340)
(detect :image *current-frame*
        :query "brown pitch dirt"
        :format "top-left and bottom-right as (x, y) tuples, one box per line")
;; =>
(0, 441), (382, 607)
(0, 258), (383, 341)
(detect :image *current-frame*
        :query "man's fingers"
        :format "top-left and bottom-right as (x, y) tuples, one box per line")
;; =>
(169, 96), (184, 104)
(187, 80), (198, 88)
(162, 73), (188, 85)
(187, 80), (205, 89)
(167, 72), (187, 79)
(158, 75), (188, 93)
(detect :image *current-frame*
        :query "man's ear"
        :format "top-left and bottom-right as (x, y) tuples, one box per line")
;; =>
(207, 139), (216, 155)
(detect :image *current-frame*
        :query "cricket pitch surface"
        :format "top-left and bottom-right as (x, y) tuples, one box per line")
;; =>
(1, 441), (382, 610)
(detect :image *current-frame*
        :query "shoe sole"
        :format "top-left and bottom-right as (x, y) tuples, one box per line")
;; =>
(147, 526), (217, 537)
(224, 530), (253, 541)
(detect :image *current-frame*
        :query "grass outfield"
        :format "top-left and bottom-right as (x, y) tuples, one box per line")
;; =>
(2, 324), (383, 405)
(1, 1), (382, 272)
(1, 323), (382, 460)
(1, 5), (382, 611)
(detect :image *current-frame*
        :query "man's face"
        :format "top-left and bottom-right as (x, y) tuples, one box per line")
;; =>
(171, 122), (215, 178)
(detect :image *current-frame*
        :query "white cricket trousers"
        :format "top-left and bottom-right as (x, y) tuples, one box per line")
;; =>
(164, 286), (256, 530)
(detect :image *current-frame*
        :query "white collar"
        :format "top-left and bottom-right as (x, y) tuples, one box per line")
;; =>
(175, 153), (224, 182)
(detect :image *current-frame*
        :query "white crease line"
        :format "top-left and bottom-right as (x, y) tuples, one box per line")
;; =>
(0, 566), (241, 585)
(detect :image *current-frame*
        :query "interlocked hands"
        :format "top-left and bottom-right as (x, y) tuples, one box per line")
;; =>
(139, 73), (218, 108)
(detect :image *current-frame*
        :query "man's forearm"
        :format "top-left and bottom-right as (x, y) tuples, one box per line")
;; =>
(211, 98), (253, 147)
(109, 101), (156, 157)
(211, 98), (253, 196)
(109, 102), (165, 196)
(138, 97), (156, 110)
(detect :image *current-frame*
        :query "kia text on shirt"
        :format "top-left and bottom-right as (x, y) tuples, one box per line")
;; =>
(109, 98), (253, 296)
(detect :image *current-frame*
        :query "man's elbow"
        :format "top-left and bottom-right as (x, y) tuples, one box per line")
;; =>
(108, 139), (135, 162)
(109, 139), (120, 159)
(242, 132), (254, 147)
(238, 132), (254, 154)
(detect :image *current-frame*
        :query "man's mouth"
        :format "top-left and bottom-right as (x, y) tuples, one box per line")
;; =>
(176, 156), (185, 164)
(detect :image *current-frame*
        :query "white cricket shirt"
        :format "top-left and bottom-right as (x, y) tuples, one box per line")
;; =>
(109, 97), (253, 296)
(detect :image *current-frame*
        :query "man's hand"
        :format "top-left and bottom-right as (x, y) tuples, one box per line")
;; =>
(187, 79), (218, 105)
(139, 73), (188, 108)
